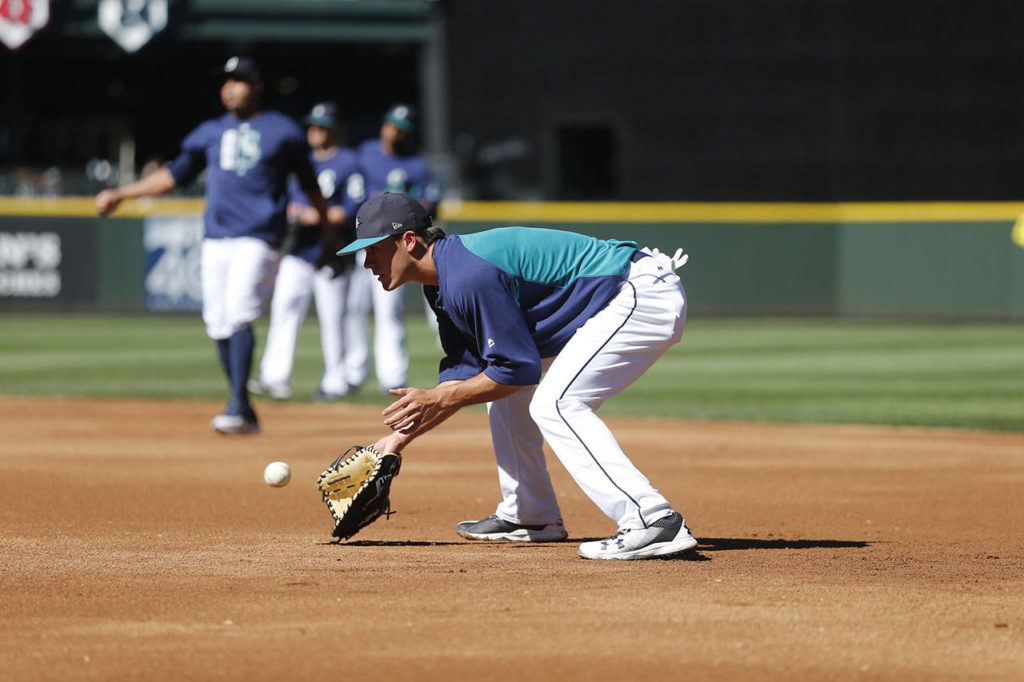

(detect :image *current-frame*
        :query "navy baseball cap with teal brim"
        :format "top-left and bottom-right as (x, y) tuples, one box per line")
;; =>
(382, 104), (416, 133)
(304, 101), (339, 128)
(338, 192), (433, 255)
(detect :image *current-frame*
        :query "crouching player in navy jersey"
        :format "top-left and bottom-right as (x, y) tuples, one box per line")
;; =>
(338, 192), (699, 561)
(95, 57), (332, 435)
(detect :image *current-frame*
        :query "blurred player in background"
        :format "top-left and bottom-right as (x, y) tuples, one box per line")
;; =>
(95, 56), (331, 435)
(346, 104), (440, 393)
(249, 101), (360, 402)
(341, 192), (697, 561)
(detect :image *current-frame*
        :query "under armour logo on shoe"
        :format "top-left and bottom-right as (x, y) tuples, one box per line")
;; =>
(601, 535), (626, 550)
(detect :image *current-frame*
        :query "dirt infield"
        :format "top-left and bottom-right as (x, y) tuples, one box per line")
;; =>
(2, 397), (1022, 681)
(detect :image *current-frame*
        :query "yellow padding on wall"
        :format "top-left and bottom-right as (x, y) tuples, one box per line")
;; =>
(4, 197), (1024, 224)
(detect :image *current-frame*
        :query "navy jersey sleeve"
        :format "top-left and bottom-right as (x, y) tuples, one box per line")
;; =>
(446, 267), (542, 386)
(427, 287), (486, 382)
(167, 122), (212, 187)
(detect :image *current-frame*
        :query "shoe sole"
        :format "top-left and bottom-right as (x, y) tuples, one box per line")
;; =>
(210, 421), (261, 435)
(212, 426), (261, 435)
(579, 535), (699, 561)
(457, 527), (568, 543)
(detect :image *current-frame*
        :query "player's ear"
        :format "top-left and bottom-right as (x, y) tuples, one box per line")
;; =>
(400, 231), (419, 253)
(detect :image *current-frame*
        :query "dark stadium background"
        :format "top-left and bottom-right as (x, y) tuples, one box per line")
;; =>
(2, 0), (1022, 201)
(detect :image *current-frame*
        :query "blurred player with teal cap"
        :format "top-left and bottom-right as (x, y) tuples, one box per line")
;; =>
(345, 104), (440, 394)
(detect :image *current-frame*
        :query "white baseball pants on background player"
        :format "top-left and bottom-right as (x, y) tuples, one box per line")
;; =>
(487, 251), (687, 531)
(258, 254), (352, 395)
(347, 250), (409, 391)
(201, 237), (279, 340)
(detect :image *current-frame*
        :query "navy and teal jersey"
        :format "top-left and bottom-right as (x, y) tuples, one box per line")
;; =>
(354, 139), (440, 213)
(425, 227), (639, 386)
(168, 112), (315, 243)
(287, 147), (359, 264)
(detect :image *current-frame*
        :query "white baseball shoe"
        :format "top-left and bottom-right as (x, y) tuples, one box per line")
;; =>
(578, 512), (698, 560)
(210, 413), (260, 435)
(247, 379), (292, 400)
(456, 515), (568, 542)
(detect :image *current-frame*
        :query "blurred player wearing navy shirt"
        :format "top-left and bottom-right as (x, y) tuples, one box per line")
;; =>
(249, 101), (361, 402)
(346, 104), (440, 393)
(95, 57), (332, 435)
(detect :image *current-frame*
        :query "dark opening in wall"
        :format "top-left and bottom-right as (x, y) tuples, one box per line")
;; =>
(556, 124), (618, 200)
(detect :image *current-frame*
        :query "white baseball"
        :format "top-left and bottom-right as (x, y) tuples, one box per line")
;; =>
(263, 461), (291, 487)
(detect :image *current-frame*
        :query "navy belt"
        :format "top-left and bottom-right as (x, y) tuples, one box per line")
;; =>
(630, 250), (649, 263)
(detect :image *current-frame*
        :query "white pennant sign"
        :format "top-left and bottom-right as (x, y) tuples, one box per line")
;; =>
(98, 0), (168, 53)
(0, 0), (50, 51)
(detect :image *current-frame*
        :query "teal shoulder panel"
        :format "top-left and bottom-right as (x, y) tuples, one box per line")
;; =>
(458, 227), (637, 287)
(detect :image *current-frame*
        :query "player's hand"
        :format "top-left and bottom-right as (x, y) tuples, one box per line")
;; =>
(301, 206), (323, 226)
(373, 431), (410, 456)
(382, 386), (457, 436)
(95, 189), (123, 216)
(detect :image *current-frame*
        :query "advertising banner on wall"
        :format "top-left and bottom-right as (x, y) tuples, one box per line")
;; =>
(143, 215), (203, 312)
(0, 218), (97, 308)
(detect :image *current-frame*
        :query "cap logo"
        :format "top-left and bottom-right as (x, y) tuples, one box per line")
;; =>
(392, 105), (409, 120)
(225, 56), (239, 72)
(313, 104), (326, 117)
(392, 222), (403, 230)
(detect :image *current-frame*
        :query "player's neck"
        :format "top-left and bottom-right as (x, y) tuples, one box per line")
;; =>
(313, 146), (338, 162)
(229, 105), (260, 120)
(420, 242), (439, 287)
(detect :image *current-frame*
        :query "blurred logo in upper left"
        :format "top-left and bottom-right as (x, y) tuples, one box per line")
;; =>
(98, 0), (168, 54)
(0, 0), (50, 51)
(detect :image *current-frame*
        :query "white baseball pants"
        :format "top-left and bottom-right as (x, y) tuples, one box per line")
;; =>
(258, 254), (353, 395)
(347, 250), (409, 391)
(201, 237), (279, 340)
(489, 252), (686, 531)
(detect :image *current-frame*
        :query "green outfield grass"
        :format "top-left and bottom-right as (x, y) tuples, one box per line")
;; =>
(1, 313), (1022, 431)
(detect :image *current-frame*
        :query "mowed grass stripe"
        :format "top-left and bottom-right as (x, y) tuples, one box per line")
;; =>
(1, 313), (1022, 431)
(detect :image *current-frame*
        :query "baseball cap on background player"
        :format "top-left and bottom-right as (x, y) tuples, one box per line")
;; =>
(304, 102), (339, 128)
(337, 192), (433, 254)
(383, 104), (416, 133)
(216, 56), (262, 84)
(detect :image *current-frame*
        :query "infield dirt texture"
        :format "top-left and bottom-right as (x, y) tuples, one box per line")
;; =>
(2, 396), (1022, 680)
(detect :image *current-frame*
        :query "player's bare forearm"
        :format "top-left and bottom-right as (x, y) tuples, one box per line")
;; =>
(298, 205), (344, 227)
(380, 373), (526, 442)
(95, 167), (177, 216)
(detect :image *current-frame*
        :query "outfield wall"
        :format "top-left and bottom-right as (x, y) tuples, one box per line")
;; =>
(2, 198), (1024, 319)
